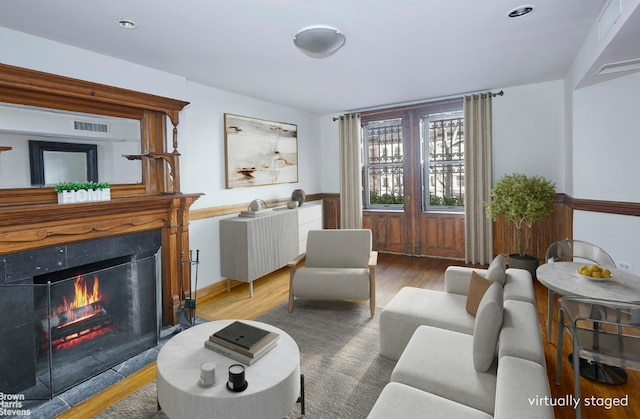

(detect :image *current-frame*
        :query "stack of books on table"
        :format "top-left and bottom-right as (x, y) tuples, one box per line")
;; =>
(204, 321), (279, 365)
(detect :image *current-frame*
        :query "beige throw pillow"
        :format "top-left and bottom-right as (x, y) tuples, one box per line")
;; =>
(466, 271), (492, 316)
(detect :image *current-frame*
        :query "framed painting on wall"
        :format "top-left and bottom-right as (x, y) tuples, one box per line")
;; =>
(224, 113), (298, 189)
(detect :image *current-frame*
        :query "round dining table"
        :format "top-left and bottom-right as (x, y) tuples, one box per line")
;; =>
(537, 261), (640, 303)
(537, 261), (640, 384)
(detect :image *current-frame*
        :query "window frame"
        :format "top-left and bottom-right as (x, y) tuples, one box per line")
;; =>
(420, 110), (465, 213)
(362, 117), (405, 210)
(360, 98), (464, 213)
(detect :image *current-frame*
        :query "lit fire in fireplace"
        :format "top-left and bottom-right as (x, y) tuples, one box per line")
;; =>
(39, 274), (113, 351)
(55, 275), (103, 324)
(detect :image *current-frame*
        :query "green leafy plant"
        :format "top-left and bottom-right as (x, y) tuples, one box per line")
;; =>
(369, 192), (404, 205)
(430, 194), (463, 207)
(485, 173), (555, 256)
(54, 181), (111, 193)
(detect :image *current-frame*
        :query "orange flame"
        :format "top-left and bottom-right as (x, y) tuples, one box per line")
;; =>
(54, 275), (103, 322)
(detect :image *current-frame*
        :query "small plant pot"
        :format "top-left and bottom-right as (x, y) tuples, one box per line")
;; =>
(57, 188), (111, 204)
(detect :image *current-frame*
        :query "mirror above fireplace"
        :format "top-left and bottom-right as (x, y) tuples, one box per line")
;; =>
(0, 62), (189, 205)
(0, 103), (142, 188)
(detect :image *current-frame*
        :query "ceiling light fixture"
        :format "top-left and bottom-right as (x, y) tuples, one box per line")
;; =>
(508, 5), (535, 18)
(116, 19), (137, 29)
(293, 25), (346, 59)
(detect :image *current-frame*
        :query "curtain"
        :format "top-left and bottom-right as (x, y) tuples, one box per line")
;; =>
(464, 94), (493, 264)
(339, 113), (363, 229)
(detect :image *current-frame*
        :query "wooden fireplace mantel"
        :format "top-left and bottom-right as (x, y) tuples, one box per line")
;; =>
(0, 193), (202, 325)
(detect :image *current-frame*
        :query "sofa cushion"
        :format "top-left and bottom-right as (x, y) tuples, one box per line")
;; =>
(466, 271), (493, 316)
(498, 300), (546, 367)
(391, 325), (497, 415)
(379, 287), (475, 361)
(367, 382), (493, 419)
(305, 229), (372, 268)
(291, 267), (371, 300)
(486, 254), (506, 286)
(494, 356), (555, 419)
(503, 268), (536, 304)
(473, 281), (504, 372)
(444, 266), (487, 295)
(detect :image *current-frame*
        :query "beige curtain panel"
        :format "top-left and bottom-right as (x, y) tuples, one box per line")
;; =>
(464, 94), (494, 264)
(338, 113), (363, 229)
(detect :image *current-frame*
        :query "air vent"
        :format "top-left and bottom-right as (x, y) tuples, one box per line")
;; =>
(598, 0), (622, 41)
(596, 58), (640, 75)
(74, 120), (108, 133)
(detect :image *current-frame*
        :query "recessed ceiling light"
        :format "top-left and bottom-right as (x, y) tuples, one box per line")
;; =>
(116, 19), (137, 29)
(508, 5), (535, 18)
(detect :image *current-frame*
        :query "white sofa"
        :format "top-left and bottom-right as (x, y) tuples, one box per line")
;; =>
(370, 261), (554, 419)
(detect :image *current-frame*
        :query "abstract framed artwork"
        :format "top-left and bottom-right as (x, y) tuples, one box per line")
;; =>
(224, 113), (298, 188)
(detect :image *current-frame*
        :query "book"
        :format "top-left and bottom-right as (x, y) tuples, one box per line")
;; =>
(239, 209), (273, 218)
(204, 338), (278, 365)
(212, 321), (275, 350)
(210, 332), (279, 358)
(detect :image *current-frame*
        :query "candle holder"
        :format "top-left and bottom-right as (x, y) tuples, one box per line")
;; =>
(227, 363), (248, 392)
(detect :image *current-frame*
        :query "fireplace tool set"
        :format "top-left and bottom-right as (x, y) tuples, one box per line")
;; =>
(178, 249), (200, 328)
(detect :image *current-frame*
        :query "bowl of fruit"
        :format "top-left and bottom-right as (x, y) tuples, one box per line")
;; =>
(577, 264), (613, 281)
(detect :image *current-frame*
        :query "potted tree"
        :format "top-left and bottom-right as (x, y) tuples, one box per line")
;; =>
(485, 173), (555, 278)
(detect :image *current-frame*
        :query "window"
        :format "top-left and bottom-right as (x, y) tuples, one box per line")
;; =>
(361, 99), (464, 212)
(362, 118), (404, 208)
(421, 112), (465, 211)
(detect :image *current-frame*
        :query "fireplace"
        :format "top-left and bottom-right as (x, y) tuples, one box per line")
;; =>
(0, 230), (161, 400)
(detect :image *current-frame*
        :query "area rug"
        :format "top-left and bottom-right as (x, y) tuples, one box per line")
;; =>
(95, 301), (395, 418)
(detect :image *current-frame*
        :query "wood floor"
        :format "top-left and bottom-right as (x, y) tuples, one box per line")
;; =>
(58, 253), (638, 419)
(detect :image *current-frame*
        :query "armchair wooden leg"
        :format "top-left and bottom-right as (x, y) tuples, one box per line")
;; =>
(288, 281), (294, 313)
(369, 269), (376, 317)
(288, 266), (296, 313)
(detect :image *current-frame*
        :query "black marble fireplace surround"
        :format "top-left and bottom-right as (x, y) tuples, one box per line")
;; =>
(0, 230), (162, 401)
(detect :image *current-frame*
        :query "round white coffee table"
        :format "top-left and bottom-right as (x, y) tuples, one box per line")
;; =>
(156, 320), (300, 419)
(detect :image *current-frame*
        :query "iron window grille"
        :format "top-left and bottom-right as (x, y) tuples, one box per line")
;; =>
(421, 112), (465, 212)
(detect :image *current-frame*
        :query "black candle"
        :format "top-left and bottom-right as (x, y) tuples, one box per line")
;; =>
(227, 364), (246, 391)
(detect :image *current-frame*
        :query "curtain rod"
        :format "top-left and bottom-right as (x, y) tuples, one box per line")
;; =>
(332, 89), (504, 121)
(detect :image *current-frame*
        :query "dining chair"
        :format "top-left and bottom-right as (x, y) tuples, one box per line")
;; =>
(556, 296), (640, 419)
(544, 239), (616, 342)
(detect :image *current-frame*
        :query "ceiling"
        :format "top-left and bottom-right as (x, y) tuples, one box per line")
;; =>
(0, 0), (624, 115)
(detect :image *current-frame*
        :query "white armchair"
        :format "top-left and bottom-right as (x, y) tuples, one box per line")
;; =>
(288, 229), (378, 317)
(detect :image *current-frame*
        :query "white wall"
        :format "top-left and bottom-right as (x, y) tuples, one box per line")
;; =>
(492, 80), (565, 191)
(0, 27), (186, 100)
(572, 71), (640, 272)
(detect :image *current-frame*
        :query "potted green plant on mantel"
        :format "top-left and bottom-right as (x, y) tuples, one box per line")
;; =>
(54, 181), (111, 204)
(485, 173), (556, 279)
